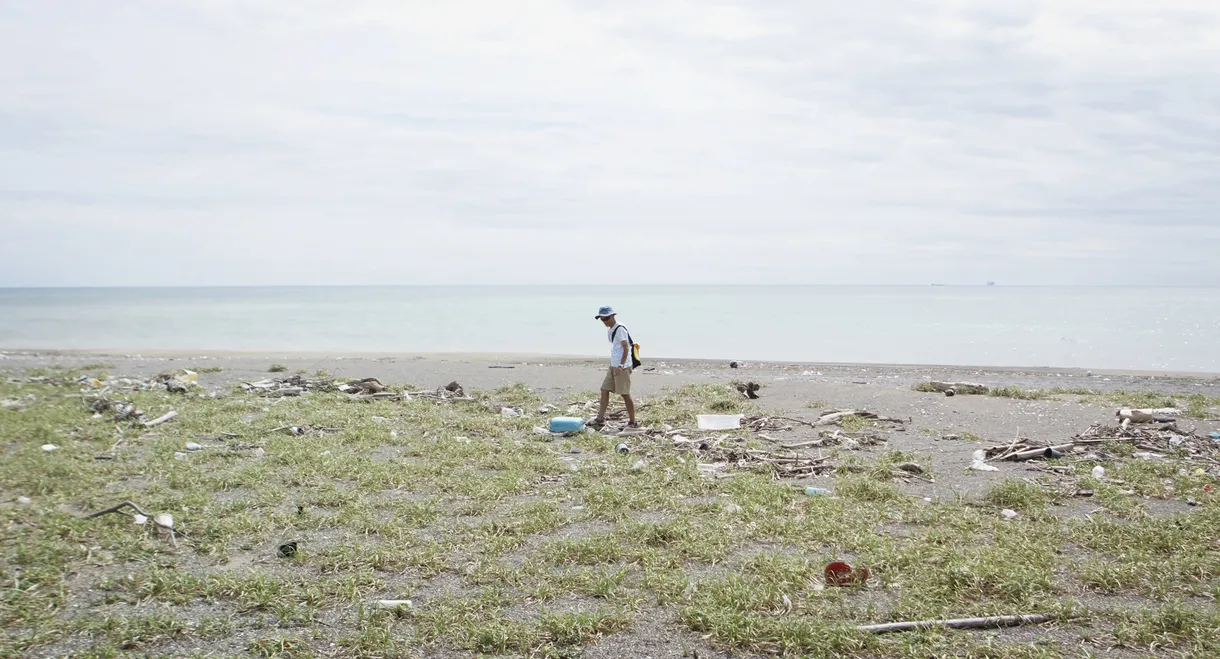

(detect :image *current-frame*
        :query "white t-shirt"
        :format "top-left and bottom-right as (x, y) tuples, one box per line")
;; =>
(608, 324), (631, 367)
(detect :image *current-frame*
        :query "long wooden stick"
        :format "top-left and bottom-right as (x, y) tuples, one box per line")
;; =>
(857, 614), (1053, 634)
(144, 411), (178, 428)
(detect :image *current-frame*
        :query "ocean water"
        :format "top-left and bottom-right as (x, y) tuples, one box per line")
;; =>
(0, 286), (1217, 372)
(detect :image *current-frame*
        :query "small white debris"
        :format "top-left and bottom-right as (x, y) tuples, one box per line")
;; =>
(1001, 509), (1019, 519)
(184, 442), (202, 451)
(41, 444), (59, 452)
(174, 452), (188, 460)
(16, 496), (32, 505)
(500, 407), (520, 417)
(1091, 466), (1106, 479)
(133, 514), (148, 525)
(251, 447), (266, 458)
(533, 426), (550, 435)
(389, 430), (398, 439)
(375, 600), (413, 609)
(154, 513), (174, 530)
(319, 450), (331, 457)
(631, 459), (647, 471)
(1133, 452), (1165, 460)
(371, 416), (390, 424)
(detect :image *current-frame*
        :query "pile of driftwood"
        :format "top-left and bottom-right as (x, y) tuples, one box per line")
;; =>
(914, 381), (990, 396)
(974, 411), (1218, 475)
(673, 435), (833, 479)
(84, 394), (177, 428)
(243, 374), (339, 397)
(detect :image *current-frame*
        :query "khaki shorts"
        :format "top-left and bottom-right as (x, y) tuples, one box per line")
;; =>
(601, 366), (632, 396)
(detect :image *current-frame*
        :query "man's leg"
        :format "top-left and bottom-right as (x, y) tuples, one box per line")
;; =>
(622, 394), (636, 425)
(595, 367), (615, 423)
(596, 388), (610, 423)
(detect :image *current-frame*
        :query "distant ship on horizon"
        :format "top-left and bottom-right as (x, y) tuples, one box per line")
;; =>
(987, 281), (996, 287)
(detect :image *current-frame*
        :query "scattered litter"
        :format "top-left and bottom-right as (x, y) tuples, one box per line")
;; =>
(84, 501), (179, 546)
(174, 452), (187, 460)
(631, 459), (647, 471)
(184, 442), (202, 452)
(16, 496), (32, 505)
(1211, 432), (1220, 440)
(1133, 452), (1166, 460)
(319, 451), (331, 457)
(251, 447), (266, 458)
(372, 416), (391, 424)
(824, 561), (869, 587)
(500, 407), (521, 417)
(1091, 465), (1106, 479)
(277, 542), (298, 558)
(133, 514), (148, 525)
(805, 487), (833, 497)
(735, 382), (761, 399)
(697, 415), (743, 430)
(615, 443), (630, 455)
(549, 417), (585, 433)
(1001, 509), (1019, 520)
(375, 600), (412, 610)
(570, 447), (582, 454)
(41, 444), (58, 452)
(970, 450), (997, 472)
(1186, 497), (1199, 507)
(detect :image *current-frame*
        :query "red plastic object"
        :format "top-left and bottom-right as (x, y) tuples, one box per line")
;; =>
(825, 561), (854, 586)
(1205, 484), (1213, 493)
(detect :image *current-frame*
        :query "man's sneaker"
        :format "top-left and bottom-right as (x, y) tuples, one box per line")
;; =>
(591, 417), (606, 427)
(626, 422), (640, 429)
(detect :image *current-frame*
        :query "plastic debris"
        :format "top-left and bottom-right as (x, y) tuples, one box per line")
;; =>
(41, 444), (59, 452)
(1091, 465), (1106, 479)
(184, 442), (202, 451)
(154, 514), (174, 531)
(970, 449), (999, 472)
(375, 600), (413, 609)
(824, 561), (869, 587)
(805, 487), (833, 496)
(251, 447), (266, 458)
(615, 443), (630, 455)
(697, 414), (743, 430)
(133, 514), (148, 525)
(16, 496), (31, 505)
(1001, 509), (1019, 519)
(549, 417), (586, 433)
(174, 452), (187, 460)
(500, 407), (520, 417)
(1133, 452), (1166, 460)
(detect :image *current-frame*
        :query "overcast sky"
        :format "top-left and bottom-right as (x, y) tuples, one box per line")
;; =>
(2, 0), (1218, 287)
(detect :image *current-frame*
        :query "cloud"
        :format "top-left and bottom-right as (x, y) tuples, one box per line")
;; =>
(1, 0), (1219, 286)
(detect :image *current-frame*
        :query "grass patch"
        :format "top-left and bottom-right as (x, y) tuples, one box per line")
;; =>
(268, 363), (288, 373)
(1, 373), (1217, 657)
(188, 365), (225, 373)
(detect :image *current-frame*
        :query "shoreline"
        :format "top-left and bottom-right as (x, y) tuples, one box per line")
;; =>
(3, 347), (1219, 380)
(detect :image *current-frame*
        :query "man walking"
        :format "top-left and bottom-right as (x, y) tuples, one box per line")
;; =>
(593, 306), (637, 427)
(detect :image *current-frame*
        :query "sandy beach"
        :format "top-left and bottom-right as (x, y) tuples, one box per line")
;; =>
(3, 349), (1218, 657)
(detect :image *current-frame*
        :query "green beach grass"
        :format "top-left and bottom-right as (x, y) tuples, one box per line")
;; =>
(2, 368), (1218, 658)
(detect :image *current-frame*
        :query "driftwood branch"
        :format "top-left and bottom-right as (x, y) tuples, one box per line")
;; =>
(857, 614), (1053, 634)
(85, 500), (149, 519)
(143, 411), (178, 428)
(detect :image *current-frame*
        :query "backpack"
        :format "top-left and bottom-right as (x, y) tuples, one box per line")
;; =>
(612, 325), (643, 369)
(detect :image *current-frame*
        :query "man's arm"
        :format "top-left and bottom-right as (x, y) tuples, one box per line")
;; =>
(617, 340), (630, 371)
